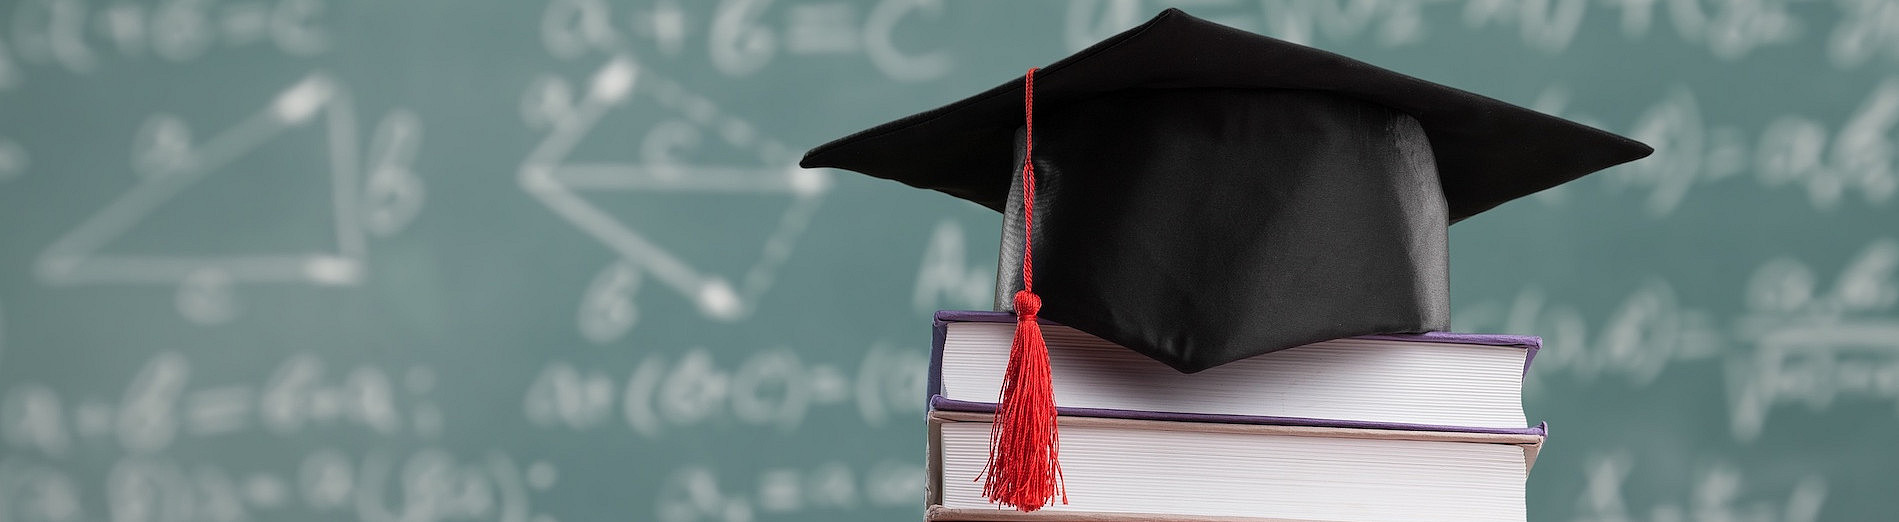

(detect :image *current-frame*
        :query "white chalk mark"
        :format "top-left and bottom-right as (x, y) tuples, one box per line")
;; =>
(784, 3), (860, 54)
(118, 352), (189, 453)
(49, 0), (98, 73)
(2, 384), (69, 456)
(521, 57), (828, 341)
(270, 0), (330, 56)
(590, 57), (637, 103)
(911, 220), (994, 314)
(489, 452), (534, 522)
(541, 0), (619, 60)
(524, 362), (615, 430)
(639, 0), (691, 57)
(0, 138), (28, 182)
(864, 460), (924, 507)
(526, 461), (558, 491)
(865, 0), (953, 82)
(622, 354), (666, 438)
(730, 349), (806, 431)
(708, 0), (777, 77)
(805, 365), (847, 404)
(757, 468), (802, 513)
(578, 261), (641, 344)
(220, 2), (272, 45)
(36, 73), (374, 314)
(658, 349), (728, 426)
(298, 449), (353, 510)
(177, 268), (239, 324)
(0, 34), (19, 89)
(243, 473), (289, 508)
(184, 386), (253, 435)
(361, 109), (427, 237)
(549, 164), (814, 192)
(0, 458), (85, 521)
(151, 0), (214, 62)
(98, 3), (148, 56)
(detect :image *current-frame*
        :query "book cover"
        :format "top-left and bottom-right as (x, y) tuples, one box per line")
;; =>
(930, 310), (1548, 436)
(925, 410), (1545, 521)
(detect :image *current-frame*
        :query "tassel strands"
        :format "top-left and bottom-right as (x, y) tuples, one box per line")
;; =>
(980, 67), (1066, 512)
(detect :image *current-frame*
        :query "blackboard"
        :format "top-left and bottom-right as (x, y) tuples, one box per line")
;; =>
(0, 1), (1893, 521)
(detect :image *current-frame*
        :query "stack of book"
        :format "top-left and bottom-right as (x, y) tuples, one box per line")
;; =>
(923, 311), (1547, 522)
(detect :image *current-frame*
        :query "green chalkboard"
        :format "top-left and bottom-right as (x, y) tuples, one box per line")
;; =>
(0, 1), (1893, 521)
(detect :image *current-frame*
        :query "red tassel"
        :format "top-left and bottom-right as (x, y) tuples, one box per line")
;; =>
(980, 67), (1064, 512)
(982, 290), (1065, 511)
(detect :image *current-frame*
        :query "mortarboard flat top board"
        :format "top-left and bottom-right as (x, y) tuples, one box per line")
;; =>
(801, 8), (1653, 374)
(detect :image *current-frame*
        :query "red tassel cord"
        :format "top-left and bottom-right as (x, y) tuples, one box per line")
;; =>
(980, 67), (1066, 512)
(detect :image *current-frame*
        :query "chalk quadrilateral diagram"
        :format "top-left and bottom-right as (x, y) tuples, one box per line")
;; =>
(35, 73), (369, 323)
(519, 57), (828, 344)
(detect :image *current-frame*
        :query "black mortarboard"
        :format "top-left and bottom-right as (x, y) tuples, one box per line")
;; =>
(803, 7), (1650, 372)
(800, 8), (1650, 510)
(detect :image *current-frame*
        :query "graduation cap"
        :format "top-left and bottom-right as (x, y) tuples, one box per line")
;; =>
(800, 8), (1651, 511)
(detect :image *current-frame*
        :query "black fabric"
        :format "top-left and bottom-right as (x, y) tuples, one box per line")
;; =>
(798, 7), (1652, 373)
(799, 7), (1652, 222)
(993, 89), (1450, 373)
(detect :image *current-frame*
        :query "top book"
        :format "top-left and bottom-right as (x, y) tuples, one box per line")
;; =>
(931, 311), (1544, 434)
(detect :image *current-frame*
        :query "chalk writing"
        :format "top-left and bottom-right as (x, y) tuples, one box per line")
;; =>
(1068, 0), (1808, 58)
(911, 220), (993, 315)
(0, 457), (85, 522)
(1829, 0), (1899, 69)
(1756, 79), (1899, 210)
(1459, 279), (1724, 387)
(520, 57), (826, 342)
(2, 384), (68, 458)
(0, 352), (440, 462)
(656, 460), (922, 522)
(2, 0), (327, 85)
(1538, 80), (1898, 216)
(540, 0), (950, 82)
(1727, 238), (1899, 441)
(0, 448), (557, 522)
(1573, 452), (1826, 522)
(525, 343), (924, 437)
(33, 73), (426, 323)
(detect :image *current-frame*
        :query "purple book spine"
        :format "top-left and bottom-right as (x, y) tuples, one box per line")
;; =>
(929, 310), (1550, 437)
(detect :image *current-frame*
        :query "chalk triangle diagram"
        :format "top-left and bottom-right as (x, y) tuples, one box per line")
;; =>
(36, 73), (367, 289)
(519, 57), (828, 342)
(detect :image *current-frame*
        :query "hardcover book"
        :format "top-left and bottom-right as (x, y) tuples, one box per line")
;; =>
(931, 311), (1546, 435)
(925, 410), (1543, 522)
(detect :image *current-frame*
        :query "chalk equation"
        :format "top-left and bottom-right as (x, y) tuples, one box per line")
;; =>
(524, 342), (925, 437)
(1458, 278), (1724, 387)
(540, 0), (952, 82)
(1, 351), (442, 459)
(1528, 79), (1899, 216)
(1727, 238), (1899, 441)
(911, 220), (994, 315)
(1, 0), (327, 87)
(1573, 451), (1826, 522)
(0, 448), (560, 522)
(1829, 0), (1899, 69)
(30, 72), (426, 324)
(519, 55), (827, 344)
(656, 460), (922, 522)
(1066, 0), (1810, 60)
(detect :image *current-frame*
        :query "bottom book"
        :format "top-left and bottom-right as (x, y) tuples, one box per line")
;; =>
(926, 410), (1544, 522)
